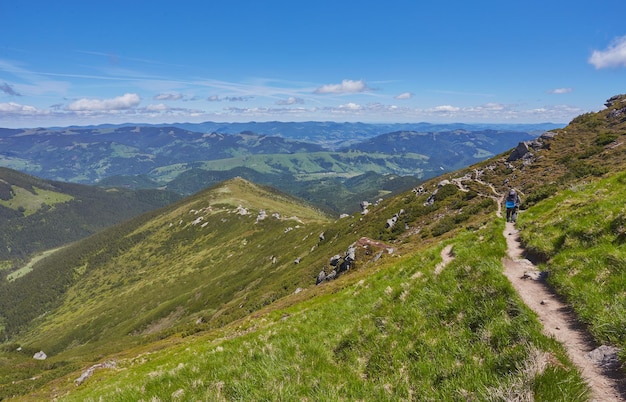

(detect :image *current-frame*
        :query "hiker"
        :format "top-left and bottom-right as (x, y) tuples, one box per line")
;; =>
(505, 189), (521, 223)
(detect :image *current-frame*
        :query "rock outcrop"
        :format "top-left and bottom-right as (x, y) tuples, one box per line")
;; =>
(316, 238), (394, 285)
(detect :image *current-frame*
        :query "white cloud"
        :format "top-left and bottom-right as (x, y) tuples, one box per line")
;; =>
(548, 88), (573, 94)
(465, 103), (506, 112)
(394, 92), (412, 100)
(589, 36), (626, 69)
(276, 96), (304, 105)
(429, 105), (460, 113)
(0, 102), (40, 114)
(206, 95), (252, 102)
(314, 79), (370, 94)
(337, 102), (363, 110)
(145, 103), (169, 111)
(154, 93), (183, 101)
(66, 93), (141, 111)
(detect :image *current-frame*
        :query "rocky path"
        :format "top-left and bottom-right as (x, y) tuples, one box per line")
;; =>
(502, 222), (625, 401)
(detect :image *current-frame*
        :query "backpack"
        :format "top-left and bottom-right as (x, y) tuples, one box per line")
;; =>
(505, 190), (517, 208)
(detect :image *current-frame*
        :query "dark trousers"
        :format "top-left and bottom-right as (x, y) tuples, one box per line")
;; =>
(506, 207), (517, 222)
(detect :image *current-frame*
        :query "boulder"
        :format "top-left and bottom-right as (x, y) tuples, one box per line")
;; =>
(507, 142), (531, 162)
(586, 345), (621, 370)
(608, 107), (626, 120)
(325, 270), (337, 281)
(345, 246), (356, 261)
(33, 351), (47, 360)
(360, 201), (371, 215)
(604, 94), (626, 108)
(316, 270), (326, 285)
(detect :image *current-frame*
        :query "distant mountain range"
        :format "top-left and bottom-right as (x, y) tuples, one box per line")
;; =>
(0, 121), (560, 212)
(48, 121), (561, 149)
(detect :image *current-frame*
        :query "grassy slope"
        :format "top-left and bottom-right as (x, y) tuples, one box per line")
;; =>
(518, 172), (626, 348)
(34, 219), (587, 401)
(149, 151), (430, 182)
(4, 95), (626, 399)
(16, 178), (333, 352)
(0, 167), (181, 265)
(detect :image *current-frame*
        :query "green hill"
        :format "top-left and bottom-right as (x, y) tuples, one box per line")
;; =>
(2, 95), (626, 400)
(0, 167), (181, 269)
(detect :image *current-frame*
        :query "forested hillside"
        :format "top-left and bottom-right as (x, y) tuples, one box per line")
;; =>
(0, 167), (180, 267)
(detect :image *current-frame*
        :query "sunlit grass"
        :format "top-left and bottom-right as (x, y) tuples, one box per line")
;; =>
(518, 172), (626, 346)
(59, 220), (588, 401)
(0, 186), (73, 216)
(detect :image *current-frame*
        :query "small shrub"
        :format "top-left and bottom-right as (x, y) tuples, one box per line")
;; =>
(565, 160), (608, 178)
(524, 184), (558, 207)
(436, 184), (458, 200)
(431, 217), (456, 237)
(595, 131), (619, 146)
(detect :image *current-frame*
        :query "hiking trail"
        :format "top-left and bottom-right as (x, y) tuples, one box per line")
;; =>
(446, 166), (625, 399)
(502, 221), (625, 401)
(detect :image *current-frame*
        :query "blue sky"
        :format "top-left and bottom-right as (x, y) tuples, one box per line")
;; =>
(1, 1), (625, 128)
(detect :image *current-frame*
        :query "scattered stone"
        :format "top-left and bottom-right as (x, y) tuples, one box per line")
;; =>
(235, 205), (249, 215)
(329, 254), (342, 266)
(345, 246), (356, 261)
(608, 107), (626, 120)
(586, 345), (621, 370)
(33, 351), (47, 360)
(360, 201), (371, 215)
(521, 270), (544, 281)
(325, 270), (337, 281)
(255, 209), (267, 223)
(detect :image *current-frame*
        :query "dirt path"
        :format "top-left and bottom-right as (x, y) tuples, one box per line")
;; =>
(502, 222), (625, 401)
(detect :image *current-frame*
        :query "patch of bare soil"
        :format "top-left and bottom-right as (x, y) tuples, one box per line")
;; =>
(502, 222), (625, 401)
